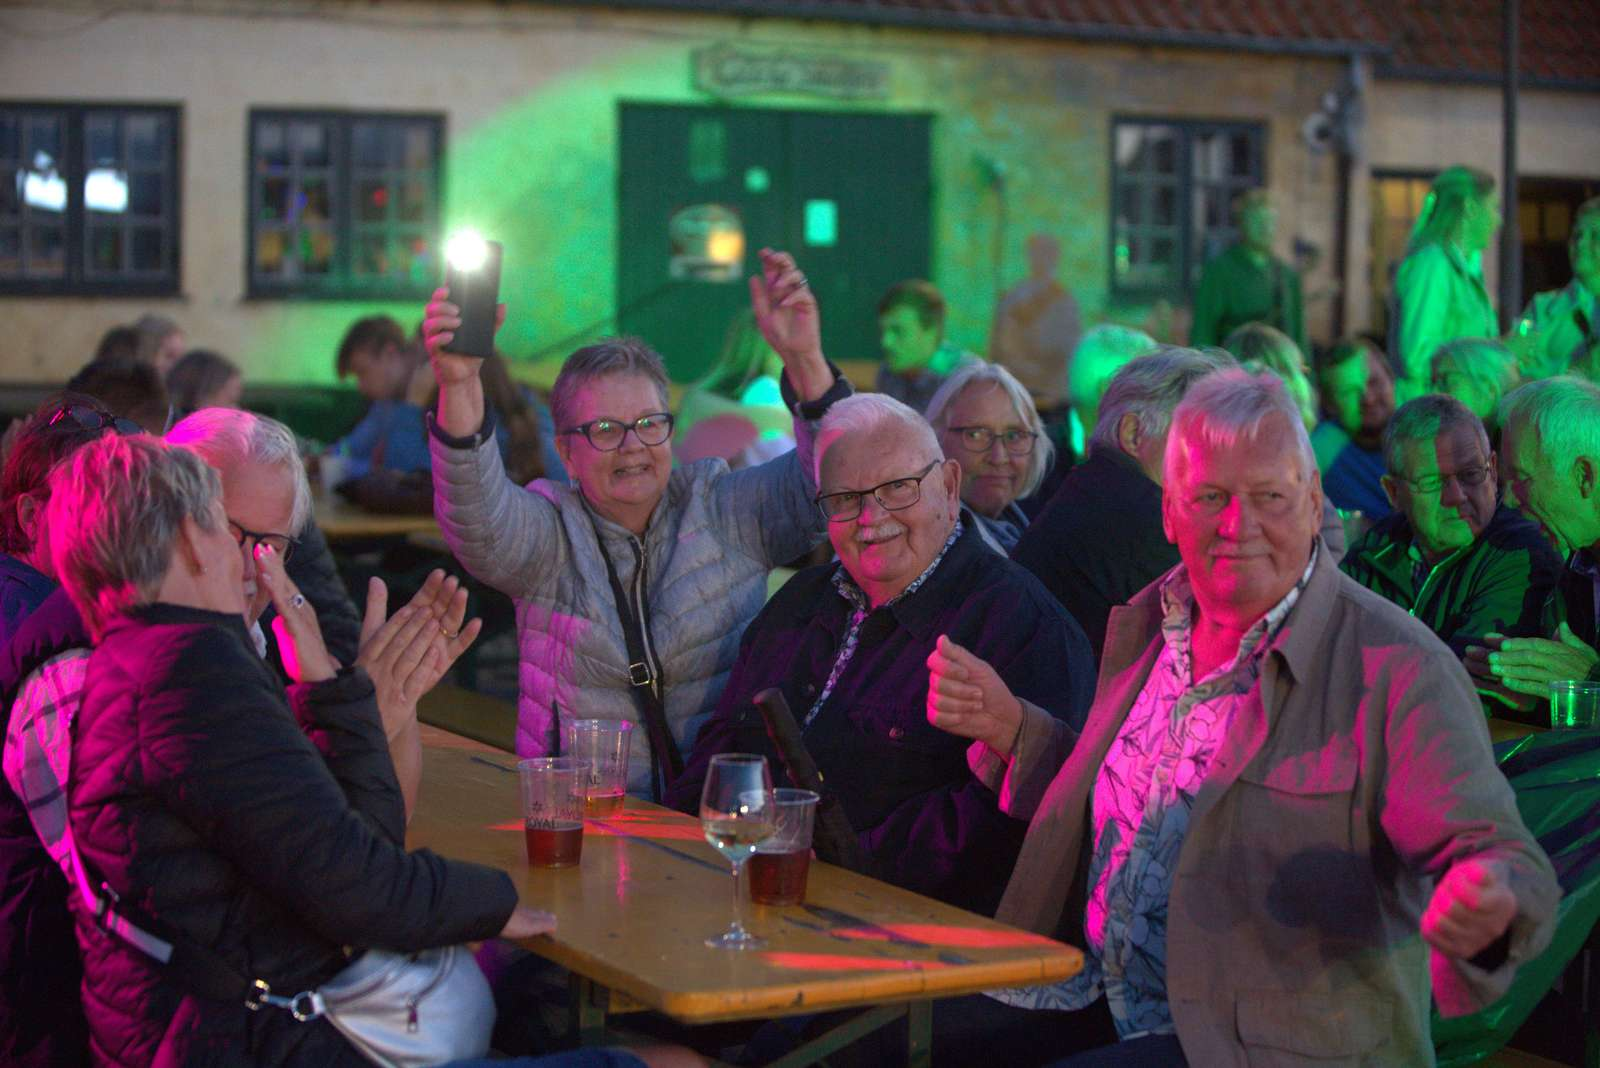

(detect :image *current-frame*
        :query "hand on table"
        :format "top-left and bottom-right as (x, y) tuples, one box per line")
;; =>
(749, 248), (831, 403)
(1474, 624), (1600, 698)
(257, 544), (338, 685)
(422, 286), (507, 387)
(499, 904), (557, 940)
(1463, 635), (1542, 715)
(925, 634), (1024, 758)
(1422, 858), (1517, 960)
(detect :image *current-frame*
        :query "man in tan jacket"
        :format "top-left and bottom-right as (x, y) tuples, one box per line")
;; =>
(926, 368), (1558, 1065)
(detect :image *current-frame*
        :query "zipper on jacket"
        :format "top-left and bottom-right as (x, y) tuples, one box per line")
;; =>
(629, 537), (664, 696)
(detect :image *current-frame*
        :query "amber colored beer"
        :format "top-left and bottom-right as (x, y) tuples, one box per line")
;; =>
(583, 791), (625, 818)
(749, 849), (809, 906)
(525, 819), (584, 867)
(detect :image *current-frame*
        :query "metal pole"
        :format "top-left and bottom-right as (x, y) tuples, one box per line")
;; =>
(1500, 0), (1521, 329)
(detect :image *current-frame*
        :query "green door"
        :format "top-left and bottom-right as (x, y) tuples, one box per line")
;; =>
(618, 103), (931, 381)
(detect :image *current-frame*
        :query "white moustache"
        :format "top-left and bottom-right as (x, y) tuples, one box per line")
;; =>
(855, 521), (906, 546)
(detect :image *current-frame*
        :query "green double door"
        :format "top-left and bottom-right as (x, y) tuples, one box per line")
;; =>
(618, 102), (931, 381)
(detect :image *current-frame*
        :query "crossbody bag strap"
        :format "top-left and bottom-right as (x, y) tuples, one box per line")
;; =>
(593, 530), (683, 801)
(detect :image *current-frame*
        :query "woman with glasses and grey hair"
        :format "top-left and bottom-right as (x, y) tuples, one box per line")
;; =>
(421, 249), (849, 799)
(925, 362), (1053, 552)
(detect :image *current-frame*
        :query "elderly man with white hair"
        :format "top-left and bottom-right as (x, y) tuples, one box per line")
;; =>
(667, 392), (1094, 916)
(935, 369), (1558, 1065)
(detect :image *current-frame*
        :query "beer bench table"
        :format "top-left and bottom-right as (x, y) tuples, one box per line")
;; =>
(313, 492), (441, 542)
(407, 725), (1083, 1067)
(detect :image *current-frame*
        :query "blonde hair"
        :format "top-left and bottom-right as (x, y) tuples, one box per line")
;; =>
(1407, 167), (1495, 255)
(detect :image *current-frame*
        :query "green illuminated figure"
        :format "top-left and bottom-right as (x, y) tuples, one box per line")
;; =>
(1189, 190), (1306, 355)
(1390, 166), (1501, 405)
(874, 279), (980, 415)
(1513, 196), (1600, 381)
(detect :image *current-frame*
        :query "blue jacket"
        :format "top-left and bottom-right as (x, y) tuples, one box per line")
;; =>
(0, 552), (56, 645)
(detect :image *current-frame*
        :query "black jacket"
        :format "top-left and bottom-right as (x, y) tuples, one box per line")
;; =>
(280, 520), (362, 668)
(0, 588), (90, 1067)
(1010, 448), (1177, 660)
(70, 604), (518, 1067)
(667, 524), (1095, 915)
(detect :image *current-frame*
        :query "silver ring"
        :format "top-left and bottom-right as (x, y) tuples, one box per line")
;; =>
(796, 273), (809, 288)
(290, 594), (306, 609)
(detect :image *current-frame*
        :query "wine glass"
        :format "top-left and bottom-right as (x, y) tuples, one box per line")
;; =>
(700, 753), (776, 949)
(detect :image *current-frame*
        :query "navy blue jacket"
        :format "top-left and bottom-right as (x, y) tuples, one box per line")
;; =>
(0, 552), (56, 647)
(668, 524), (1095, 915)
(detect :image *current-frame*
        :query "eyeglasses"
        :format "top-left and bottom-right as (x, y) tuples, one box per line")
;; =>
(561, 413), (675, 452)
(228, 518), (301, 565)
(816, 461), (941, 523)
(46, 405), (141, 436)
(947, 425), (1037, 456)
(1396, 465), (1492, 495)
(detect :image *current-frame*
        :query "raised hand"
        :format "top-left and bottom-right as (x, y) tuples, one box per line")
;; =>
(1422, 857), (1518, 960)
(749, 248), (832, 403)
(256, 543), (338, 685)
(925, 634), (1024, 757)
(355, 571), (484, 731)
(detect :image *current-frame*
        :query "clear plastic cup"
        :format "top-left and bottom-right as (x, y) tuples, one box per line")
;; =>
(560, 719), (633, 818)
(519, 757), (584, 868)
(749, 788), (819, 906)
(1549, 680), (1600, 730)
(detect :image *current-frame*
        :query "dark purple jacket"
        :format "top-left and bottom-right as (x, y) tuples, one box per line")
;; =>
(70, 605), (518, 1067)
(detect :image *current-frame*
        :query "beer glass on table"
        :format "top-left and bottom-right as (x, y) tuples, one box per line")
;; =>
(561, 718), (632, 818)
(699, 754), (776, 949)
(520, 757), (584, 868)
(750, 788), (819, 907)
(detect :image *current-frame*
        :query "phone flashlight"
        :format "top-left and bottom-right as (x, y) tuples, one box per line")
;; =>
(443, 230), (502, 359)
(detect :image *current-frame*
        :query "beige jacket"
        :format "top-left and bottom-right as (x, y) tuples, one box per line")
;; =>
(973, 549), (1559, 1066)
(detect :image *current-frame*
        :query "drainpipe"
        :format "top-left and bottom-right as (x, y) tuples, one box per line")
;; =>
(1500, 0), (1521, 329)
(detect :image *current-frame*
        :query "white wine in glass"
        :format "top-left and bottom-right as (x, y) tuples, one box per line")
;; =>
(699, 753), (776, 949)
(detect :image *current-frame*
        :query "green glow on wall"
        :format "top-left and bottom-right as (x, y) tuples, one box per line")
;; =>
(805, 199), (838, 246)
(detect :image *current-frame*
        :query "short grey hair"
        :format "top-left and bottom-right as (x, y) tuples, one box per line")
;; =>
(549, 338), (671, 434)
(924, 362), (1055, 499)
(1090, 346), (1236, 457)
(46, 434), (222, 641)
(1165, 368), (1316, 483)
(1430, 338), (1515, 401)
(815, 393), (940, 484)
(1382, 394), (1490, 475)
(166, 409), (312, 534)
(1500, 376), (1600, 475)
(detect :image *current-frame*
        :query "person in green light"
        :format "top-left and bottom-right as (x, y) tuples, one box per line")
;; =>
(874, 279), (980, 415)
(1189, 190), (1306, 354)
(676, 309), (793, 467)
(1064, 324), (1159, 458)
(1513, 196), (1600, 382)
(1390, 166), (1501, 405)
(1430, 336), (1518, 433)
(1311, 337), (1397, 521)
(1222, 321), (1317, 430)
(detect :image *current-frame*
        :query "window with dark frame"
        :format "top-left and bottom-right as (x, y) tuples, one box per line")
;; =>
(1110, 118), (1266, 299)
(248, 110), (442, 300)
(0, 103), (180, 295)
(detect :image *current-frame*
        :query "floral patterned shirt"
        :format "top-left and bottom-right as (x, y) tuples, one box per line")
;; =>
(991, 545), (1317, 1035)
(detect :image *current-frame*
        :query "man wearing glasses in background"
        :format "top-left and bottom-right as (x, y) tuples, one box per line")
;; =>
(1340, 394), (1560, 714)
(669, 392), (1095, 920)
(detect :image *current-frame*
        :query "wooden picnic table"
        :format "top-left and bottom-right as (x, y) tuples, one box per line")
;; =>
(313, 491), (440, 541)
(407, 725), (1082, 1066)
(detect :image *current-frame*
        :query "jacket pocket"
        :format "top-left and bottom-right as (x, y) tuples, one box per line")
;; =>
(1236, 990), (1391, 1065)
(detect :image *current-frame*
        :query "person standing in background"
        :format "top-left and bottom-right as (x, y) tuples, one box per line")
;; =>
(1515, 196), (1600, 382)
(1190, 190), (1307, 354)
(989, 234), (1081, 420)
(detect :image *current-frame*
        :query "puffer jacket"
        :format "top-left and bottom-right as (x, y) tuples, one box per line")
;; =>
(70, 604), (518, 1067)
(430, 379), (843, 793)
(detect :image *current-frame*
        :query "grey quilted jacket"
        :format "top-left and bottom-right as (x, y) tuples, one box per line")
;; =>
(431, 410), (830, 795)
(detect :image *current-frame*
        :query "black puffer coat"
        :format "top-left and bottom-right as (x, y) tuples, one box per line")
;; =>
(69, 604), (518, 1067)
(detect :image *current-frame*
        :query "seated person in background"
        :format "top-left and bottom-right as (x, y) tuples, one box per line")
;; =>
(1189, 189), (1307, 353)
(946, 369), (1558, 1066)
(678, 310), (795, 468)
(988, 233), (1081, 418)
(1469, 377), (1600, 707)
(90, 323), (141, 366)
(925, 362), (1053, 553)
(1341, 395), (1560, 695)
(1222, 321), (1316, 429)
(667, 393), (1095, 915)
(1311, 336), (1397, 521)
(132, 312), (187, 378)
(65, 356), (172, 434)
(166, 348), (243, 418)
(45, 433), (548, 1067)
(874, 278), (980, 414)
(331, 314), (432, 477)
(1513, 196), (1599, 382)
(1012, 348), (1231, 658)
(1431, 336), (1518, 436)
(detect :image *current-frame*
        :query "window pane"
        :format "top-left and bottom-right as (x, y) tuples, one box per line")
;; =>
(293, 121), (330, 167)
(84, 168), (128, 214)
(1116, 183), (1141, 226)
(402, 124), (433, 170)
(397, 179), (428, 223)
(1230, 133), (1254, 178)
(28, 116), (61, 160)
(127, 172), (161, 217)
(88, 226), (123, 272)
(257, 120), (287, 167)
(131, 227), (163, 271)
(255, 228), (287, 274)
(0, 116), (16, 162)
(29, 225), (65, 276)
(356, 178), (388, 222)
(352, 122), (390, 168)
(86, 115), (119, 167)
(302, 177), (331, 222)
(300, 228), (335, 274)
(1152, 184), (1177, 226)
(355, 231), (388, 276)
(0, 169), (17, 217)
(0, 226), (18, 274)
(126, 114), (164, 166)
(260, 176), (289, 222)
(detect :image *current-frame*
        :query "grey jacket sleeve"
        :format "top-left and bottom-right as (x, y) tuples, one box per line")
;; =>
(430, 431), (567, 600)
(967, 698), (1079, 821)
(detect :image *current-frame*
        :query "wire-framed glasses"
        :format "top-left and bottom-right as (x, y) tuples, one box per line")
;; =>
(947, 425), (1037, 456)
(815, 461), (940, 523)
(229, 518), (301, 565)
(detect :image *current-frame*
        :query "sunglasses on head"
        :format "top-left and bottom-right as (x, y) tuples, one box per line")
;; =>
(46, 405), (142, 436)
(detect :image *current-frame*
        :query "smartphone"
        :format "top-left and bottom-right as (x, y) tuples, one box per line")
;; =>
(443, 237), (503, 359)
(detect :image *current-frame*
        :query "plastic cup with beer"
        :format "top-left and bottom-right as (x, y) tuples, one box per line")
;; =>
(749, 788), (819, 907)
(560, 719), (633, 818)
(519, 756), (584, 868)
(1549, 680), (1600, 730)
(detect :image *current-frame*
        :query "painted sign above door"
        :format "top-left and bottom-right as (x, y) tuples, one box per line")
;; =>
(692, 44), (889, 100)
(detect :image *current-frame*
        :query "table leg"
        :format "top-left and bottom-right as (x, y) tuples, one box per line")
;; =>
(905, 1000), (932, 1068)
(763, 1005), (906, 1068)
(569, 973), (608, 1047)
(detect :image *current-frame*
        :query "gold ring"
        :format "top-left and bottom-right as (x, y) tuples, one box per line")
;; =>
(441, 628), (460, 640)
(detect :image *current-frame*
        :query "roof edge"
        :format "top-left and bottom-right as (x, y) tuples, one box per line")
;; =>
(1376, 64), (1600, 95)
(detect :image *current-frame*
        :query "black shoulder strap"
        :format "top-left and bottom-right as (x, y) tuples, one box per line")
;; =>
(593, 531), (683, 801)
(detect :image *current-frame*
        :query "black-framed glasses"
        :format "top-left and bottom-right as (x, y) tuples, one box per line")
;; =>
(947, 425), (1037, 456)
(228, 518), (301, 565)
(561, 413), (675, 452)
(816, 461), (941, 523)
(46, 404), (141, 436)
(1396, 464), (1492, 495)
